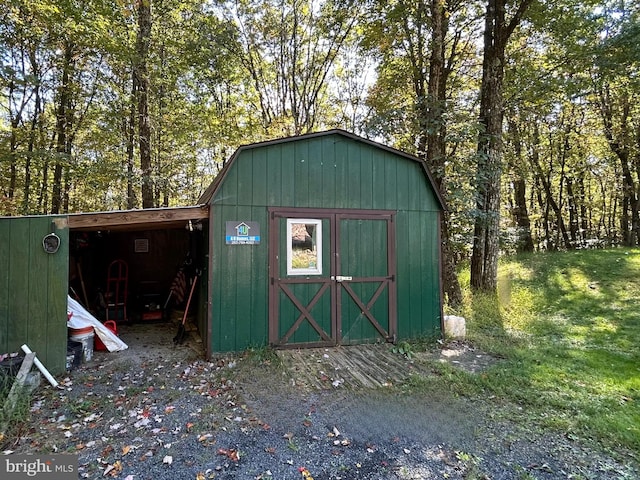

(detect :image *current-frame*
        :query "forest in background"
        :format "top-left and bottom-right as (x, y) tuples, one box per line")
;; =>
(2, 0), (640, 300)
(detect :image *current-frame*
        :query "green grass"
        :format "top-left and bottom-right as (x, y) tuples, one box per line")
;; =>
(242, 345), (283, 367)
(0, 371), (33, 447)
(446, 249), (640, 456)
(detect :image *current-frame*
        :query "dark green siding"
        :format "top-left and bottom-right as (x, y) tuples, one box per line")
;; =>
(210, 205), (270, 351)
(395, 211), (441, 339)
(339, 218), (390, 344)
(208, 132), (442, 352)
(0, 216), (69, 374)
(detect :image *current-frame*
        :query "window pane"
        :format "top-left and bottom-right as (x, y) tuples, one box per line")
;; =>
(287, 219), (322, 275)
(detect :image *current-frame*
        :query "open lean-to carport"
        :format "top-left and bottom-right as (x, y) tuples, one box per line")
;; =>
(0, 206), (209, 375)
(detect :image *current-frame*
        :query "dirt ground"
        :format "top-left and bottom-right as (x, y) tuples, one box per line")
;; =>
(5, 321), (639, 479)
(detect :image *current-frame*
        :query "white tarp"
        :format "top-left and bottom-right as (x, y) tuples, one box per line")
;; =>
(67, 296), (128, 352)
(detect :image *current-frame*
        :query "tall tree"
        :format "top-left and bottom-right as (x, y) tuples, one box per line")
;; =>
(51, 41), (75, 214)
(505, 114), (534, 252)
(363, 0), (480, 306)
(591, 5), (640, 246)
(424, 0), (465, 306)
(470, 0), (532, 292)
(136, 0), (153, 208)
(218, 0), (361, 136)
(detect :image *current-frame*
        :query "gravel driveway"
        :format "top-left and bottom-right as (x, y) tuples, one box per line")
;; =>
(6, 322), (638, 479)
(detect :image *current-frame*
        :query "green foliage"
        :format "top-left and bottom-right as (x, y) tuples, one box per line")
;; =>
(424, 249), (640, 458)
(0, 371), (33, 448)
(456, 249), (640, 454)
(1, 0), (639, 259)
(391, 341), (414, 359)
(243, 345), (282, 367)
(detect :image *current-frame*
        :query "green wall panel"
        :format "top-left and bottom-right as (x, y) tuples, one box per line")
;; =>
(346, 141), (362, 208)
(333, 137), (349, 209)
(0, 221), (10, 353)
(0, 216), (68, 374)
(395, 211), (442, 339)
(280, 142), (296, 206)
(267, 146), (283, 206)
(8, 220), (29, 347)
(359, 146), (374, 209)
(209, 132), (442, 352)
(307, 139), (324, 207)
(210, 205), (269, 352)
(293, 141), (310, 207)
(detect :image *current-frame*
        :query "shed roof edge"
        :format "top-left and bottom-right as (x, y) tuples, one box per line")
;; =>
(197, 129), (447, 210)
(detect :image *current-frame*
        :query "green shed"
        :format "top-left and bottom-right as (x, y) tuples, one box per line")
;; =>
(199, 129), (445, 354)
(0, 129), (444, 374)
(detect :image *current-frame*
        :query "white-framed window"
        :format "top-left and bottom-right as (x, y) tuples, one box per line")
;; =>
(286, 218), (322, 275)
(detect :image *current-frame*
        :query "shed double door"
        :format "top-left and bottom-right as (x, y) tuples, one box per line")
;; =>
(269, 209), (397, 348)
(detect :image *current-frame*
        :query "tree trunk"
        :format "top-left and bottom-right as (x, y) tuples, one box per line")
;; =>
(24, 47), (43, 213)
(597, 86), (640, 246)
(529, 124), (572, 249)
(512, 175), (534, 252)
(471, 0), (532, 292)
(577, 172), (589, 243)
(423, 0), (462, 307)
(52, 42), (75, 214)
(127, 76), (137, 210)
(566, 176), (579, 245)
(471, 1), (506, 292)
(136, 0), (153, 209)
(534, 176), (553, 250)
(9, 116), (18, 204)
(7, 72), (19, 203)
(506, 116), (534, 252)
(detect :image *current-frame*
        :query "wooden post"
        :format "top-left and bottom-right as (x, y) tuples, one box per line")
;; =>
(0, 352), (36, 438)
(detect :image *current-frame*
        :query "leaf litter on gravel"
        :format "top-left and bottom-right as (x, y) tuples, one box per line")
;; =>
(6, 346), (640, 480)
(11, 354), (253, 478)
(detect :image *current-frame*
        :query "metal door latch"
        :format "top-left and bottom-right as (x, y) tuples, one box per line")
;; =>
(331, 275), (352, 282)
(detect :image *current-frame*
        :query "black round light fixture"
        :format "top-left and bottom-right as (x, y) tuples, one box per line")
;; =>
(43, 232), (61, 254)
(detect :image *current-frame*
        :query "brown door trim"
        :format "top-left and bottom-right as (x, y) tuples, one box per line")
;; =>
(277, 281), (333, 344)
(268, 207), (397, 347)
(334, 212), (397, 344)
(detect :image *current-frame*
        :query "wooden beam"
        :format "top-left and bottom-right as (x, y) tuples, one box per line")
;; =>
(68, 205), (209, 231)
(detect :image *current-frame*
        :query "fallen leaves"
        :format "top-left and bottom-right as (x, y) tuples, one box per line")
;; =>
(299, 466), (314, 479)
(217, 448), (240, 462)
(4, 353), (263, 480)
(197, 433), (216, 446)
(0, 351), (436, 480)
(101, 445), (114, 458)
(102, 460), (122, 477)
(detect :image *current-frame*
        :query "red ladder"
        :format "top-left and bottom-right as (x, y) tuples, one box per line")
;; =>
(106, 259), (128, 323)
